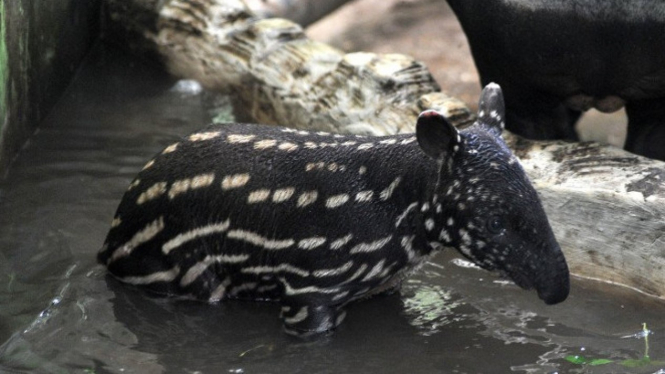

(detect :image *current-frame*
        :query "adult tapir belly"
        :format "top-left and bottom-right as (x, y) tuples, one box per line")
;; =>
(447, 0), (665, 160)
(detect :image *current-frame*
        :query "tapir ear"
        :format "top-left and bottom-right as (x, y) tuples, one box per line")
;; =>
(477, 82), (506, 135)
(416, 110), (461, 159)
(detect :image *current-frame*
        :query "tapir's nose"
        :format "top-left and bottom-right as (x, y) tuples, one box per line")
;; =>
(535, 251), (570, 305)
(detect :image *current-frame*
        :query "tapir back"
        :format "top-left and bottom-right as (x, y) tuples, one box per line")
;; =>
(99, 123), (434, 304)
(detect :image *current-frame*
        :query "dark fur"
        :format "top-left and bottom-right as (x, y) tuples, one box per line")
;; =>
(99, 84), (569, 336)
(447, 0), (665, 160)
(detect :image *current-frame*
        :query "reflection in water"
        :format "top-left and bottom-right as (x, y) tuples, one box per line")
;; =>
(401, 279), (462, 336)
(0, 44), (664, 373)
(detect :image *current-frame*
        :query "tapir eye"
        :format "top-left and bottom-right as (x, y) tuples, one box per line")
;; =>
(486, 216), (505, 234)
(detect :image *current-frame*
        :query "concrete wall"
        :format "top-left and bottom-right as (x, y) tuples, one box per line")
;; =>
(0, 0), (101, 174)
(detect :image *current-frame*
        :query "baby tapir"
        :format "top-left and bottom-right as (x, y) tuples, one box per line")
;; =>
(98, 84), (569, 336)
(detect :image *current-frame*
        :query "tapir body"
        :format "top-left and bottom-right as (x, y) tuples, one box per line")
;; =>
(447, 0), (665, 160)
(98, 84), (569, 336)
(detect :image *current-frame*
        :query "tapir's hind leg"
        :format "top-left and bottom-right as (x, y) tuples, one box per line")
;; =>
(625, 98), (665, 161)
(280, 304), (347, 337)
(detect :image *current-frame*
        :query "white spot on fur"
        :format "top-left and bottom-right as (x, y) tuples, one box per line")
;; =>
(248, 189), (271, 203)
(278, 142), (298, 152)
(304, 142), (318, 149)
(141, 159), (155, 171)
(306, 162), (325, 172)
(447, 217), (454, 226)
(357, 143), (374, 150)
(425, 218), (435, 231)
(162, 219), (231, 254)
(227, 229), (294, 250)
(227, 134), (256, 143)
(254, 139), (277, 149)
(401, 236), (416, 262)
(127, 179), (141, 191)
(121, 266), (180, 285)
(313, 260), (354, 277)
(349, 235), (393, 254)
(189, 131), (221, 141)
(272, 187), (295, 203)
(332, 291), (350, 301)
(355, 190), (374, 202)
(330, 234), (353, 250)
(359, 166), (367, 175)
(379, 139), (397, 145)
(280, 277), (340, 295)
(137, 182), (167, 204)
(208, 278), (231, 302)
(181, 254), (249, 287)
(284, 306), (309, 325)
(243, 263), (310, 278)
(341, 141), (358, 147)
(459, 228), (471, 244)
(162, 143), (179, 154)
(326, 194), (350, 208)
(400, 137), (416, 145)
(221, 174), (250, 190)
(298, 237), (327, 250)
(229, 282), (258, 296)
(361, 259), (386, 282)
(380, 177), (402, 200)
(395, 202), (418, 227)
(169, 173), (215, 199)
(340, 264), (367, 285)
(421, 203), (430, 212)
(109, 217), (165, 262)
(440, 228), (451, 242)
(297, 191), (318, 207)
(111, 217), (122, 228)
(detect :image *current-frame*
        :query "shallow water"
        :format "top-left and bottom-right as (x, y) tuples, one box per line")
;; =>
(0, 44), (664, 374)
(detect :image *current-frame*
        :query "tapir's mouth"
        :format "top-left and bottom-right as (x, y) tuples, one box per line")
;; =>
(501, 268), (569, 305)
(501, 269), (533, 291)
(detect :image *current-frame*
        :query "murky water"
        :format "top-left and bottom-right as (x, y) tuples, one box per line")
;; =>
(1, 44), (664, 374)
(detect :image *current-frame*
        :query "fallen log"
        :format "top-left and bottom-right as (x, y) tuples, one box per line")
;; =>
(104, 0), (665, 298)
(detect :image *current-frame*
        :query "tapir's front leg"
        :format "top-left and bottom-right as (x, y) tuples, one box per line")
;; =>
(625, 98), (665, 160)
(280, 302), (347, 336)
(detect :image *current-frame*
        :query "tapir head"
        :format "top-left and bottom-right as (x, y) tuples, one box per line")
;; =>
(416, 83), (570, 305)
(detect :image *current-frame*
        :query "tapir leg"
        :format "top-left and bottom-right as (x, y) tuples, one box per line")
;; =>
(280, 303), (346, 336)
(625, 99), (665, 161)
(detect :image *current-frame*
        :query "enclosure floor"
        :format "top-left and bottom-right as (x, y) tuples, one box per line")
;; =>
(0, 42), (663, 373)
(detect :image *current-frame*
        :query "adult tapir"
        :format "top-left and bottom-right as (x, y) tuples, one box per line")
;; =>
(447, 0), (665, 160)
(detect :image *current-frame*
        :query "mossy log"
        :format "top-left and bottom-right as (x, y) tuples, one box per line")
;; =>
(104, 0), (665, 298)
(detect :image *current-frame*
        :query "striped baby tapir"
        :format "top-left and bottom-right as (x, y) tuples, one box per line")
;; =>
(98, 83), (570, 336)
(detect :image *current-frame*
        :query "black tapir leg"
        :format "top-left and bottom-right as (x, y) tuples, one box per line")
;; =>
(505, 93), (580, 141)
(280, 303), (347, 337)
(625, 98), (665, 161)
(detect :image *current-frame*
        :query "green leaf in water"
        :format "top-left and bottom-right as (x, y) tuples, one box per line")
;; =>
(588, 358), (613, 366)
(565, 355), (613, 366)
(565, 355), (587, 365)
